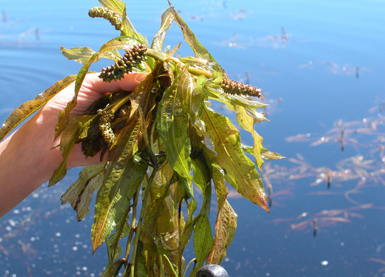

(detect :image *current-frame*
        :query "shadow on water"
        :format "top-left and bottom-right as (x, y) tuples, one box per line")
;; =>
(1, 0), (385, 276)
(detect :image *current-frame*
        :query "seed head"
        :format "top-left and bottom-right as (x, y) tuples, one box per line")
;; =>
(221, 78), (262, 98)
(88, 6), (123, 31)
(99, 44), (147, 82)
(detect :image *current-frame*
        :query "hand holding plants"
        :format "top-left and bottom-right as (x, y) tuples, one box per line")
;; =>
(0, 72), (146, 217)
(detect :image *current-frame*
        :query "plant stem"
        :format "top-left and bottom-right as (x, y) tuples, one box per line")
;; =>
(131, 167), (158, 277)
(124, 184), (141, 262)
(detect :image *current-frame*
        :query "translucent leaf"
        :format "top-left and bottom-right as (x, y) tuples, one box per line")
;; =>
(200, 106), (269, 212)
(49, 115), (96, 186)
(171, 7), (220, 70)
(0, 75), (76, 141)
(192, 155), (211, 193)
(179, 199), (197, 256)
(91, 120), (147, 252)
(61, 163), (105, 221)
(101, 258), (125, 277)
(128, 73), (155, 117)
(261, 148), (285, 161)
(154, 232), (178, 255)
(206, 200), (237, 264)
(157, 68), (192, 182)
(202, 145), (228, 212)
(152, 7), (174, 52)
(55, 36), (143, 139)
(193, 213), (213, 268)
(98, 0), (146, 43)
(59, 46), (121, 65)
(235, 105), (264, 171)
(99, 0), (125, 16)
(205, 81), (267, 110)
(242, 145), (285, 161)
(106, 221), (130, 262)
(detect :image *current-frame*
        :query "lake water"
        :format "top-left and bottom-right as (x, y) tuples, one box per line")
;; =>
(1, 0), (385, 276)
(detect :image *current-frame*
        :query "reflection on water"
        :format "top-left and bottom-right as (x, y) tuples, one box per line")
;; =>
(1, 0), (385, 276)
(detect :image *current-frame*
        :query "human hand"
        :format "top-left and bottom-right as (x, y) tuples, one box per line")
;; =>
(40, 72), (148, 169)
(0, 72), (146, 217)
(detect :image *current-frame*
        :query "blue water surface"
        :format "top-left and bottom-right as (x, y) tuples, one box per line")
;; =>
(0, 0), (385, 276)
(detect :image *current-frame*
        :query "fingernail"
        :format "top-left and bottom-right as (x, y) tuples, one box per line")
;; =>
(135, 73), (148, 82)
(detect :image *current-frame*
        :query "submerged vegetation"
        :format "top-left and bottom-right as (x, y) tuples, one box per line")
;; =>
(0, 0), (283, 276)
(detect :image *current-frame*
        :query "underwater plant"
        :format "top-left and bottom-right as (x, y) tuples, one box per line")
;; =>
(0, 0), (283, 276)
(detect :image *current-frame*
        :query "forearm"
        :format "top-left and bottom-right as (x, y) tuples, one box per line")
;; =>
(0, 111), (62, 217)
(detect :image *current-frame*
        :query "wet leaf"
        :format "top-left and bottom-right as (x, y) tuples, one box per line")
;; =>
(201, 106), (269, 212)
(60, 46), (121, 64)
(99, 0), (125, 16)
(192, 155), (211, 193)
(235, 105), (264, 170)
(0, 75), (76, 141)
(205, 81), (267, 110)
(206, 200), (237, 264)
(154, 232), (178, 255)
(98, 0), (146, 42)
(179, 199), (197, 256)
(101, 258), (125, 277)
(260, 148), (285, 161)
(61, 163), (105, 221)
(106, 221), (130, 261)
(55, 36), (144, 139)
(157, 68), (192, 182)
(91, 120), (147, 252)
(171, 7), (220, 69)
(193, 213), (213, 268)
(151, 7), (174, 52)
(50, 115), (96, 186)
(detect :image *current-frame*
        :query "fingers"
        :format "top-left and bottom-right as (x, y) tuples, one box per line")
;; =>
(82, 72), (148, 95)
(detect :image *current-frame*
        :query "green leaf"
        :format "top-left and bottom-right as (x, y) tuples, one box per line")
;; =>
(98, 0), (146, 43)
(192, 156), (210, 193)
(200, 106), (269, 212)
(157, 68), (192, 182)
(49, 115), (96, 186)
(91, 119), (147, 252)
(60, 46), (121, 65)
(179, 199), (197, 256)
(154, 232), (178, 255)
(98, 0), (126, 16)
(106, 221), (130, 261)
(205, 81), (267, 110)
(235, 105), (264, 171)
(101, 258), (125, 277)
(170, 7), (220, 69)
(151, 7), (174, 52)
(0, 75), (76, 142)
(261, 148), (285, 161)
(201, 144), (228, 213)
(242, 145), (285, 161)
(55, 36), (144, 139)
(61, 163), (105, 221)
(193, 214), (213, 268)
(206, 200), (237, 264)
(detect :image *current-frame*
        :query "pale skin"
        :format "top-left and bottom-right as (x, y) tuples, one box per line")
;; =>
(0, 72), (147, 218)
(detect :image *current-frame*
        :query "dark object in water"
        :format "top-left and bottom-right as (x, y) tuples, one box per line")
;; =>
(197, 264), (229, 277)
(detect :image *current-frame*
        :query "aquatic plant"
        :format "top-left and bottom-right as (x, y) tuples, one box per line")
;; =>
(0, 0), (283, 276)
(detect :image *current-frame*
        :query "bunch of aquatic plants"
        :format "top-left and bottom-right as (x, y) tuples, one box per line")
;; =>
(0, 0), (283, 276)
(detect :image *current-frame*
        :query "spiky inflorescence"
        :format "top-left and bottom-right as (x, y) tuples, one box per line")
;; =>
(98, 109), (115, 147)
(88, 6), (123, 31)
(99, 44), (148, 82)
(222, 78), (262, 98)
